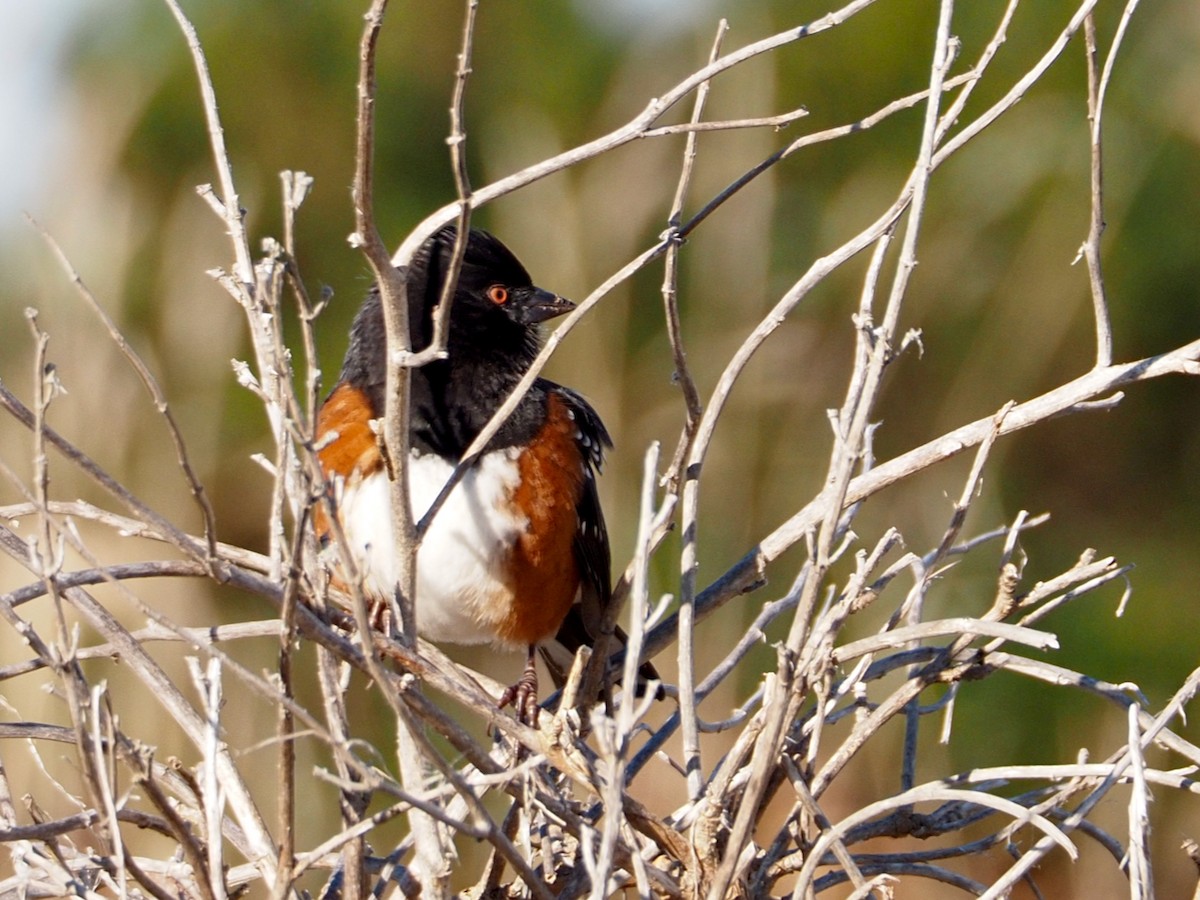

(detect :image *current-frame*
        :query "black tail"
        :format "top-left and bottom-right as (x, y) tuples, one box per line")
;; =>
(540, 605), (662, 701)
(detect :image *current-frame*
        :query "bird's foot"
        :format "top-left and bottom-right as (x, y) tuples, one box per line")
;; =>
(498, 651), (541, 727)
(370, 599), (391, 635)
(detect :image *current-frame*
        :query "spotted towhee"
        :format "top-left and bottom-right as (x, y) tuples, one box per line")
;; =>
(316, 226), (654, 723)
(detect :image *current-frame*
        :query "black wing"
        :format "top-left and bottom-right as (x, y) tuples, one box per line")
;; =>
(551, 384), (612, 634)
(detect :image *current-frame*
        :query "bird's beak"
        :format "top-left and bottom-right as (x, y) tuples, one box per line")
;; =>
(510, 287), (576, 325)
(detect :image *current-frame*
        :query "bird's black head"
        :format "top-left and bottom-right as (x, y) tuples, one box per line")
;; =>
(408, 226), (574, 355)
(339, 226), (572, 415)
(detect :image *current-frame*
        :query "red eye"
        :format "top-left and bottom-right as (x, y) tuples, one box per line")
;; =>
(486, 285), (509, 305)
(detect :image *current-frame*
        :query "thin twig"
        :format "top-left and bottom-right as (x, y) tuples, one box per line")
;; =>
(28, 217), (220, 564)
(0, 380), (207, 563)
(705, 7), (959, 895)
(393, 0), (885, 265)
(668, 20), (726, 806)
(643, 106), (809, 137)
(160, 0), (254, 291)
(351, 0), (417, 644)
(1079, 13), (1113, 368)
(644, 333), (1200, 663)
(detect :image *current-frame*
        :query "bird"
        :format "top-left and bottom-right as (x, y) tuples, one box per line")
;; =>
(315, 225), (654, 724)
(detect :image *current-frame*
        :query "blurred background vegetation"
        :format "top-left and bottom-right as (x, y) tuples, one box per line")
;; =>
(2, 0), (1199, 895)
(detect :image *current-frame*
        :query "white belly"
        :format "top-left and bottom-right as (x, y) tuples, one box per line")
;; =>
(335, 449), (528, 645)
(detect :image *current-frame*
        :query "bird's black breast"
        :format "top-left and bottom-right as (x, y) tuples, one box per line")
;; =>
(409, 363), (553, 461)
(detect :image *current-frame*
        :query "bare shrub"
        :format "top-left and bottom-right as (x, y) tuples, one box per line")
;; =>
(3, 1), (1197, 898)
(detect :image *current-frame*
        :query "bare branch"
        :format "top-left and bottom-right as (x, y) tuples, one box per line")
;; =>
(160, 0), (254, 291)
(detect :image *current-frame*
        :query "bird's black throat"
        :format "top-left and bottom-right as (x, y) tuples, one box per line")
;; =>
(339, 284), (548, 461)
